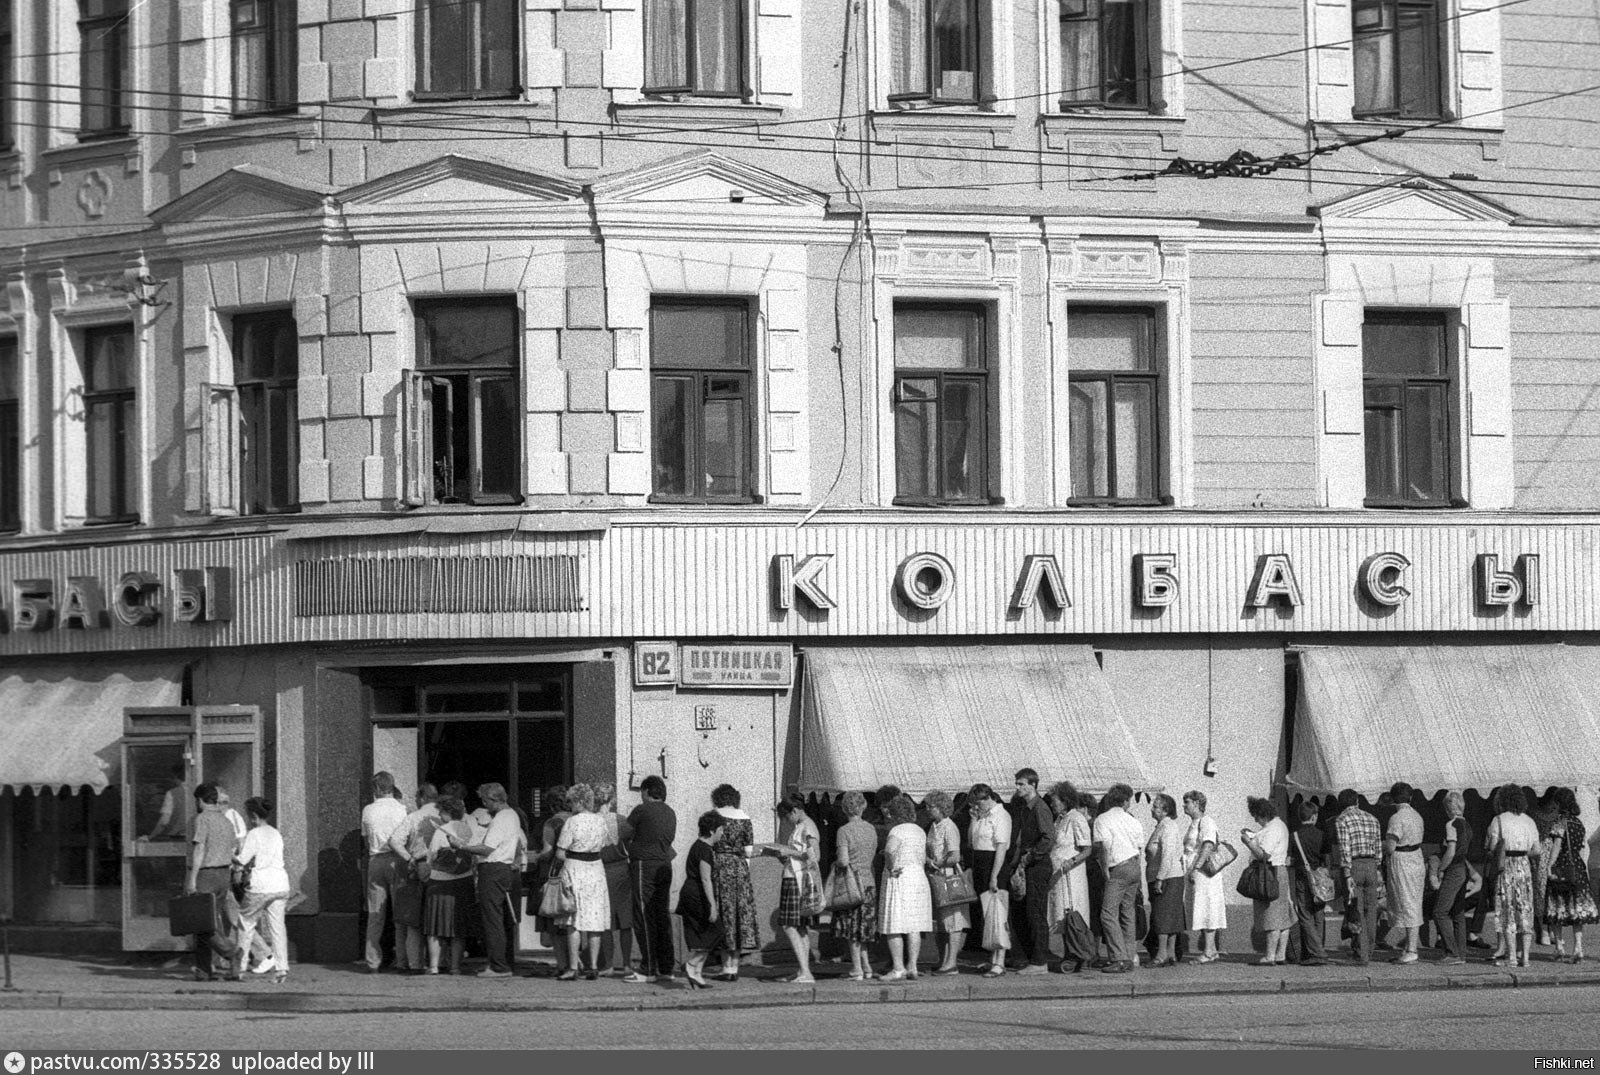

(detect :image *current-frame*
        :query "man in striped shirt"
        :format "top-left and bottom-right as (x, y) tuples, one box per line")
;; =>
(1334, 788), (1382, 965)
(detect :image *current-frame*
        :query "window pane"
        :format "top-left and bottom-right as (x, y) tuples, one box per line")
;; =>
(1404, 382), (1449, 502)
(87, 400), (116, 519)
(1069, 379), (1108, 499)
(481, 0), (517, 94)
(0, 337), (15, 399)
(426, 375), (459, 501)
(651, 303), (747, 369)
(895, 308), (983, 370)
(931, 0), (976, 100)
(1363, 384), (1403, 501)
(119, 396), (136, 516)
(889, 0), (928, 96)
(79, 14), (126, 132)
(475, 375), (518, 497)
(517, 719), (568, 808)
(1396, 3), (1440, 117)
(1113, 379), (1156, 499)
(0, 400), (19, 531)
(419, 301), (516, 367)
(702, 388), (746, 497)
(86, 329), (133, 390)
(1102, 0), (1142, 105)
(651, 375), (693, 496)
(268, 384), (297, 510)
(692, 0), (741, 94)
(1069, 308), (1153, 371)
(1363, 317), (1445, 377)
(643, 0), (689, 88)
(1060, 6), (1099, 102)
(941, 376), (984, 499)
(894, 378), (937, 499)
(1351, 0), (1394, 115)
(422, 0), (468, 94)
(232, 6), (268, 110)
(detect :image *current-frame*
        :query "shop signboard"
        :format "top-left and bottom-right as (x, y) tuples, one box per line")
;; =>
(679, 643), (795, 689)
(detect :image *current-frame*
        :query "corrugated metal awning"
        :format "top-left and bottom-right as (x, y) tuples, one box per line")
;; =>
(0, 664), (184, 794)
(799, 645), (1156, 796)
(1288, 644), (1600, 796)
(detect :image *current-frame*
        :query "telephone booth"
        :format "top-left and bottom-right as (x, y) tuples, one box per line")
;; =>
(119, 706), (262, 950)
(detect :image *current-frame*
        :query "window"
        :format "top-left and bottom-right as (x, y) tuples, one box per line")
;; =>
(1363, 311), (1454, 507)
(232, 0), (298, 115)
(233, 312), (298, 515)
(1068, 307), (1161, 504)
(1352, 0), (1441, 119)
(0, 338), (17, 531)
(0, 0), (14, 150)
(1059, 0), (1149, 109)
(82, 326), (137, 523)
(889, 0), (980, 104)
(649, 299), (753, 502)
(416, 0), (518, 99)
(893, 305), (988, 504)
(79, 0), (129, 137)
(410, 299), (520, 505)
(643, 0), (745, 96)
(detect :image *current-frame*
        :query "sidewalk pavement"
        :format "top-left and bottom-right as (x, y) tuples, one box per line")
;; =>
(4, 949), (1600, 1014)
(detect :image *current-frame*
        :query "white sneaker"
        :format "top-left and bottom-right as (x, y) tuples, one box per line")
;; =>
(250, 957), (279, 975)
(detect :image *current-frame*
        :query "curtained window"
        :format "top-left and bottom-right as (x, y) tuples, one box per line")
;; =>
(643, 0), (745, 96)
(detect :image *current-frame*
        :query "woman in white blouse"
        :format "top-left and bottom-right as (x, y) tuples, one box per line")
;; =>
(1145, 794), (1186, 968)
(966, 784), (1012, 977)
(233, 797), (291, 984)
(1240, 796), (1293, 966)
(1181, 791), (1226, 963)
(877, 795), (932, 981)
(1487, 784), (1542, 968)
(923, 790), (969, 975)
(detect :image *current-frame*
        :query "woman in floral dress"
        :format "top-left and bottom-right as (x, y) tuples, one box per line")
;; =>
(709, 783), (758, 980)
(554, 783), (611, 980)
(1543, 787), (1599, 962)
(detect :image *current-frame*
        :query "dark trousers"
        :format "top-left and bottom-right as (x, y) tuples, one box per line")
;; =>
(1287, 873), (1327, 962)
(193, 866), (239, 976)
(1101, 857), (1141, 964)
(1346, 859), (1382, 963)
(1012, 862), (1053, 965)
(476, 862), (518, 973)
(632, 859), (676, 976)
(1432, 862), (1469, 958)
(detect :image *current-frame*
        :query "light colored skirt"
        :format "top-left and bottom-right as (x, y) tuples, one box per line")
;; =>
(1387, 851), (1426, 928)
(566, 860), (611, 933)
(1187, 871), (1227, 932)
(880, 869), (933, 935)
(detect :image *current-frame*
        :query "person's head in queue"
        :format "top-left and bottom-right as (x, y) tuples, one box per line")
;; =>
(1013, 769), (1039, 801)
(697, 810), (726, 843)
(244, 797), (273, 825)
(640, 775), (667, 803)
(477, 782), (509, 814)
(711, 784), (741, 810)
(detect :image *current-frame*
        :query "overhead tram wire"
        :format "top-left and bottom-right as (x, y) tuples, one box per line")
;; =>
(0, 0), (1541, 147)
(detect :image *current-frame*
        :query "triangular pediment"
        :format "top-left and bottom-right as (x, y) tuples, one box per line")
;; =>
(151, 166), (330, 225)
(339, 155), (581, 207)
(1314, 177), (1518, 225)
(593, 151), (826, 208)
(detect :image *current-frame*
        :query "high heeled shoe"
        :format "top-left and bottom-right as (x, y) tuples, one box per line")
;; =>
(685, 976), (713, 989)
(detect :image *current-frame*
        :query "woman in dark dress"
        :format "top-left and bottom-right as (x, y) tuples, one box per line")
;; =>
(709, 784), (758, 980)
(1544, 787), (1599, 961)
(676, 811), (725, 989)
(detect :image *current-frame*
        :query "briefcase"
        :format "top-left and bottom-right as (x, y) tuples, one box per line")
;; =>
(168, 891), (222, 937)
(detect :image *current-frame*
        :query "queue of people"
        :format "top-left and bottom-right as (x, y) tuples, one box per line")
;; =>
(343, 770), (1600, 984)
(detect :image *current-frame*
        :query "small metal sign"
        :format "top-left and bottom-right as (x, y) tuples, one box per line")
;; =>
(694, 706), (718, 731)
(678, 643), (795, 689)
(633, 641), (677, 686)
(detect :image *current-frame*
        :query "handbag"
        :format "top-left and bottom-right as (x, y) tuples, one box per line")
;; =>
(1236, 858), (1281, 902)
(538, 872), (577, 917)
(1292, 830), (1335, 906)
(826, 863), (865, 912)
(930, 868), (978, 911)
(168, 891), (224, 937)
(1199, 839), (1237, 878)
(1009, 863), (1028, 898)
(979, 890), (1011, 951)
(230, 856), (255, 902)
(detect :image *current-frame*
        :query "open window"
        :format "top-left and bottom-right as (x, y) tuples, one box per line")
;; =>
(888, 0), (981, 104)
(1362, 310), (1456, 507)
(82, 325), (137, 524)
(404, 298), (521, 507)
(642, 0), (746, 97)
(231, 0), (298, 115)
(78, 0), (129, 138)
(232, 311), (298, 515)
(415, 0), (519, 99)
(1352, 0), (1442, 119)
(892, 303), (990, 505)
(1068, 306), (1164, 505)
(1058, 0), (1151, 110)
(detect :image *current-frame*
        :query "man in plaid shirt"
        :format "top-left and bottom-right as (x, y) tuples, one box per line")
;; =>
(1334, 788), (1382, 964)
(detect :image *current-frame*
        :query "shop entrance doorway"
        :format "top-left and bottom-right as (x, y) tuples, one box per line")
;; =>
(367, 666), (571, 816)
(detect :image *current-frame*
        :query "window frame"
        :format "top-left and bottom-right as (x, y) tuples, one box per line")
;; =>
(1350, 0), (1443, 121)
(409, 297), (522, 507)
(80, 324), (138, 525)
(1361, 309), (1457, 509)
(414, 0), (521, 102)
(1057, 0), (1152, 111)
(232, 311), (299, 516)
(1066, 304), (1165, 507)
(0, 0), (14, 151)
(888, 0), (983, 106)
(647, 297), (757, 505)
(891, 302), (991, 507)
(641, 0), (750, 99)
(0, 336), (18, 532)
(231, 0), (298, 117)
(78, 0), (130, 139)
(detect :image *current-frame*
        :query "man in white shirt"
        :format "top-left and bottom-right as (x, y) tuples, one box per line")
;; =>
(360, 772), (411, 973)
(448, 782), (526, 979)
(1094, 783), (1146, 974)
(386, 783), (442, 974)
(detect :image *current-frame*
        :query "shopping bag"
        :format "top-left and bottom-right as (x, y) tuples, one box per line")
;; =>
(391, 876), (425, 928)
(980, 890), (1011, 952)
(931, 868), (978, 911)
(1236, 859), (1280, 902)
(168, 891), (223, 937)
(1062, 910), (1096, 963)
(799, 865), (827, 917)
(826, 864), (865, 912)
(539, 874), (577, 917)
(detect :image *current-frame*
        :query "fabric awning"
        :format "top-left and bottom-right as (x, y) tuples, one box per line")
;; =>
(799, 644), (1156, 796)
(1288, 644), (1600, 796)
(0, 664), (184, 794)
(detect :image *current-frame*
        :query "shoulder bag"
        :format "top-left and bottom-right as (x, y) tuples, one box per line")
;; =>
(1236, 857), (1281, 902)
(931, 867), (978, 911)
(1199, 839), (1237, 878)
(538, 869), (577, 917)
(1292, 830), (1335, 906)
(826, 862), (865, 912)
(230, 856), (255, 902)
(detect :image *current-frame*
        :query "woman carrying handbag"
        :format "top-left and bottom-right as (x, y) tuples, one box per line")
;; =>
(829, 791), (878, 981)
(924, 791), (972, 975)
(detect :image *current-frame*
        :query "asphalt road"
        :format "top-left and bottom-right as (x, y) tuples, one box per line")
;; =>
(4, 986), (1600, 1050)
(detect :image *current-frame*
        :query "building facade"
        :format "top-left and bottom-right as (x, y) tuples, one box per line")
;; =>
(0, 0), (1598, 957)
